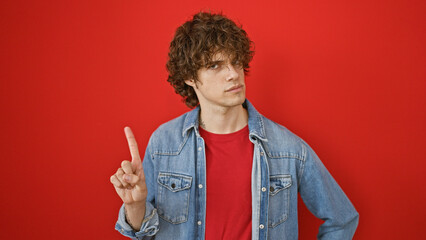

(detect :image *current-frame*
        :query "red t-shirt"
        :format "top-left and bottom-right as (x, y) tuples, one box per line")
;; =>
(199, 125), (253, 240)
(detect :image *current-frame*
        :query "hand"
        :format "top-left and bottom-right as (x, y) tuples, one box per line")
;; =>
(110, 126), (147, 206)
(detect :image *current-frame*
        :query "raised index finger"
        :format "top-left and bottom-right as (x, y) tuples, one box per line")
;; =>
(124, 126), (141, 163)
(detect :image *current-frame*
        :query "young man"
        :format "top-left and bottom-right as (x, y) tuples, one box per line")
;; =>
(110, 12), (359, 240)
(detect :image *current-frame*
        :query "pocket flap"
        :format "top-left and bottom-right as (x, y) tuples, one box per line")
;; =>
(157, 172), (192, 192)
(269, 175), (292, 196)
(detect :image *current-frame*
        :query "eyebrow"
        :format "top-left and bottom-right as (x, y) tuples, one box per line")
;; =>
(206, 60), (224, 66)
(211, 60), (225, 64)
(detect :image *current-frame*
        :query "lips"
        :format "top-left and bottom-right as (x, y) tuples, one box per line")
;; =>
(225, 84), (244, 92)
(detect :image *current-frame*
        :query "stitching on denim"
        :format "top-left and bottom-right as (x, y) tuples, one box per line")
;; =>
(297, 143), (307, 189)
(157, 184), (191, 224)
(156, 172), (192, 225)
(157, 172), (193, 191)
(142, 208), (157, 224)
(258, 114), (266, 139)
(153, 132), (190, 156)
(269, 175), (292, 196)
(261, 140), (305, 161)
(266, 152), (304, 161)
(268, 181), (290, 228)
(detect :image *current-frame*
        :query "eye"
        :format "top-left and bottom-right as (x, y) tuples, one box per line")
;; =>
(232, 60), (243, 68)
(208, 64), (219, 70)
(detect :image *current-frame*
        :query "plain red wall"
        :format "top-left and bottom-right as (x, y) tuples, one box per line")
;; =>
(1, 0), (425, 239)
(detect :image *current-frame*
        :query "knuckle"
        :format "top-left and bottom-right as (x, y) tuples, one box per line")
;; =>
(121, 160), (130, 168)
(110, 175), (116, 183)
(110, 176), (122, 187)
(120, 174), (127, 181)
(116, 174), (127, 185)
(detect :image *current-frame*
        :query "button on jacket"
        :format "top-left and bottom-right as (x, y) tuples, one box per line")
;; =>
(115, 100), (359, 240)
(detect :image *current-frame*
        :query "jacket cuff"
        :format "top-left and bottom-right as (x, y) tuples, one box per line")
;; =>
(115, 202), (159, 239)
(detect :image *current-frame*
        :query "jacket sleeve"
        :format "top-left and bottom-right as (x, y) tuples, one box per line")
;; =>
(298, 141), (359, 240)
(115, 136), (160, 239)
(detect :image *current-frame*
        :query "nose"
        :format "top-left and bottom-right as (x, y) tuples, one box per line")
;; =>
(225, 63), (239, 81)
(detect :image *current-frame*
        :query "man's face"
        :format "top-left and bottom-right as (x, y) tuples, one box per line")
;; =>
(185, 52), (246, 110)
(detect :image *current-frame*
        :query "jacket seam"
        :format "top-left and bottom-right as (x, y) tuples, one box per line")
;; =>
(297, 142), (307, 190)
(318, 212), (359, 237)
(152, 132), (190, 156)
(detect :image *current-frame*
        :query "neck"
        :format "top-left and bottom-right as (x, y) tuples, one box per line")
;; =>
(199, 103), (248, 134)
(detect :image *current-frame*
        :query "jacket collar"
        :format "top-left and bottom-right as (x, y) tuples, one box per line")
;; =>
(182, 99), (267, 142)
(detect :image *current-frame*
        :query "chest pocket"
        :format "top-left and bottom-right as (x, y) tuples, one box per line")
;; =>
(157, 172), (192, 224)
(268, 174), (292, 228)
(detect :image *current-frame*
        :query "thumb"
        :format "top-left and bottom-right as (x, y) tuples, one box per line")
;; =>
(123, 173), (140, 186)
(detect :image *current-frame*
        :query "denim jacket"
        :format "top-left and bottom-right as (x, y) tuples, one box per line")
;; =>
(115, 100), (359, 240)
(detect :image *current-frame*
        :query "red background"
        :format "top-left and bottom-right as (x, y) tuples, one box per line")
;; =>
(1, 0), (425, 239)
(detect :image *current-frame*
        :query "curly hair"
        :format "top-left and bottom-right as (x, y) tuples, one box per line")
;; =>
(166, 12), (254, 108)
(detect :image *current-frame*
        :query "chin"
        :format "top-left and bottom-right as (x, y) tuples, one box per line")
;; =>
(224, 95), (246, 107)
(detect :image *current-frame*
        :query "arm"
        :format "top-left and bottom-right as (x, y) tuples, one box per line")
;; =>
(111, 127), (159, 239)
(298, 142), (359, 240)
(115, 202), (159, 239)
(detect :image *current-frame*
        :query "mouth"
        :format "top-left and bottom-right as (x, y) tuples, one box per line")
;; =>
(225, 84), (244, 92)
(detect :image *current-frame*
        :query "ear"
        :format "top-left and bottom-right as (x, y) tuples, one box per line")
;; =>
(184, 79), (196, 88)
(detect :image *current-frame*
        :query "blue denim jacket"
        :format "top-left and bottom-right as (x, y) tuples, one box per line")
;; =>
(115, 100), (359, 240)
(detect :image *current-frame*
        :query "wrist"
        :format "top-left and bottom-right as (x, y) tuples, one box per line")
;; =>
(124, 201), (146, 231)
(124, 201), (145, 211)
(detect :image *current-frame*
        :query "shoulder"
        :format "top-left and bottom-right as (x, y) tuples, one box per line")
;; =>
(261, 115), (308, 161)
(153, 113), (188, 138)
(147, 110), (194, 154)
